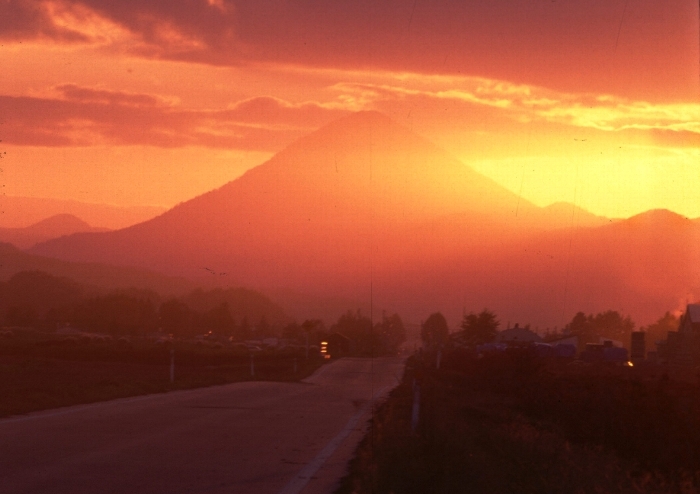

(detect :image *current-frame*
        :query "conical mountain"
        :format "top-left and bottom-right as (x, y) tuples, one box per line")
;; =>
(0, 214), (106, 249)
(31, 112), (537, 291)
(29, 114), (698, 327)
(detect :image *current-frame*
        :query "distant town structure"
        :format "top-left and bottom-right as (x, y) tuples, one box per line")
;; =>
(581, 340), (629, 363)
(658, 304), (700, 365)
(546, 334), (578, 348)
(678, 304), (700, 333)
(630, 331), (646, 361)
(497, 324), (542, 346)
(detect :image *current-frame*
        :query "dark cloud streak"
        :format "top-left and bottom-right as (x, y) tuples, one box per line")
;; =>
(0, 91), (348, 149)
(2, 1), (696, 100)
(0, 0), (90, 42)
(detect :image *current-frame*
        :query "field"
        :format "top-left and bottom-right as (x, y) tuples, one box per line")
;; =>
(0, 328), (324, 418)
(338, 349), (700, 494)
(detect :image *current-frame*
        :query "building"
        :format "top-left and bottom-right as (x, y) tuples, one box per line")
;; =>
(658, 304), (700, 365)
(630, 331), (645, 361)
(678, 304), (700, 333)
(497, 324), (542, 346)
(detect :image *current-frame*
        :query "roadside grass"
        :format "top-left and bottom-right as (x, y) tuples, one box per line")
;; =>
(337, 350), (700, 493)
(0, 331), (323, 418)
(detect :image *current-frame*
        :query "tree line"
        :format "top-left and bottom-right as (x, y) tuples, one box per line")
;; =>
(0, 270), (287, 339)
(280, 310), (406, 356)
(0, 270), (407, 353)
(3, 270), (679, 352)
(420, 307), (680, 351)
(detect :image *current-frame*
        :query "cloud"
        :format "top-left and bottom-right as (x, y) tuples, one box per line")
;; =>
(0, 0), (130, 44)
(332, 77), (700, 140)
(0, 0), (86, 42)
(55, 84), (168, 107)
(0, 87), (349, 150)
(2, 1), (696, 100)
(225, 97), (347, 127)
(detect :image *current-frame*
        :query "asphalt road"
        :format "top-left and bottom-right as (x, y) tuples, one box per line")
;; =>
(0, 357), (405, 494)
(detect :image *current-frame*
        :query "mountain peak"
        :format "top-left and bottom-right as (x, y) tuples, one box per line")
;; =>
(29, 214), (93, 231)
(627, 209), (691, 226)
(325, 110), (393, 127)
(277, 110), (421, 159)
(32, 110), (539, 284)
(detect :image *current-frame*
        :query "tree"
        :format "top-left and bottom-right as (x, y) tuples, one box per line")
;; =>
(376, 313), (407, 354)
(567, 312), (594, 343)
(421, 312), (449, 348)
(566, 310), (636, 351)
(282, 321), (303, 342)
(75, 293), (157, 336)
(239, 317), (251, 339)
(301, 319), (326, 350)
(332, 310), (376, 355)
(205, 302), (236, 338)
(642, 312), (679, 347)
(255, 316), (272, 337)
(159, 299), (192, 337)
(5, 305), (36, 327)
(591, 310), (635, 341)
(459, 309), (499, 347)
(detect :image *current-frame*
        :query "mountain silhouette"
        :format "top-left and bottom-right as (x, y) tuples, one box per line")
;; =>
(29, 112), (695, 327)
(0, 196), (166, 230)
(31, 112), (537, 285)
(0, 242), (196, 296)
(0, 214), (108, 249)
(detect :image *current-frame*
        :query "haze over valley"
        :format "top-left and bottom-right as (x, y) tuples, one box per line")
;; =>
(11, 112), (696, 329)
(2, 2), (699, 492)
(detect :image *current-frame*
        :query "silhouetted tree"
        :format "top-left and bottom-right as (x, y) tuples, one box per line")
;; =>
(459, 309), (500, 347)
(592, 310), (635, 340)
(74, 293), (157, 336)
(566, 310), (635, 351)
(5, 305), (36, 327)
(282, 321), (303, 342)
(205, 302), (236, 338)
(566, 311), (595, 349)
(421, 312), (449, 349)
(239, 316), (251, 339)
(642, 312), (679, 348)
(255, 316), (273, 337)
(183, 287), (287, 327)
(332, 310), (377, 355)
(301, 319), (326, 348)
(1, 271), (83, 326)
(376, 313), (407, 354)
(159, 298), (192, 337)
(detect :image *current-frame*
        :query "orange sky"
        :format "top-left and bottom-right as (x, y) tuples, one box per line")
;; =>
(1, 0), (699, 221)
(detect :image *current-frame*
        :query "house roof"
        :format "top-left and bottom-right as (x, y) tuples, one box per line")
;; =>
(687, 304), (700, 323)
(546, 334), (578, 346)
(497, 327), (542, 343)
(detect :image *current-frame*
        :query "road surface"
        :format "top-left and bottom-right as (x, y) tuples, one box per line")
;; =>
(0, 357), (405, 494)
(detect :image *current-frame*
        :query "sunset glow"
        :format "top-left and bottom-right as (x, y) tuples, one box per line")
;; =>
(1, 0), (699, 223)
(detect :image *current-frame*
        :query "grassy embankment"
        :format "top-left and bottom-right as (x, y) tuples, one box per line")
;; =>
(0, 329), (323, 418)
(338, 349), (700, 493)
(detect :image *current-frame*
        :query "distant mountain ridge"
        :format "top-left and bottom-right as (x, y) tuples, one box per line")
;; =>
(0, 196), (166, 230)
(0, 214), (108, 249)
(540, 202), (613, 229)
(0, 242), (197, 297)
(30, 111), (541, 286)
(29, 112), (697, 327)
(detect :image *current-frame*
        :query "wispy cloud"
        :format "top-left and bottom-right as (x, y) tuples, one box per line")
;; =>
(0, 86), (349, 149)
(333, 76), (700, 143)
(0, 0), (130, 44)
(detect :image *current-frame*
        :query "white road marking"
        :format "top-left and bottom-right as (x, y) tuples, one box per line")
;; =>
(277, 385), (390, 494)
